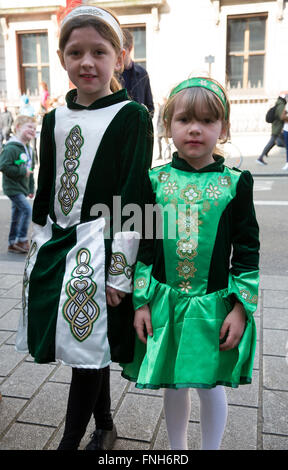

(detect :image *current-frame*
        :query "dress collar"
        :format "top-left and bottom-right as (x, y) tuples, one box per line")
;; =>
(65, 88), (129, 110)
(171, 152), (225, 173)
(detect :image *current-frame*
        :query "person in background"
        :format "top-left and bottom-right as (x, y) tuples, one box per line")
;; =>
(20, 95), (36, 117)
(1, 105), (14, 144)
(39, 81), (50, 113)
(257, 93), (287, 165)
(0, 115), (35, 254)
(280, 101), (288, 170)
(120, 28), (154, 117)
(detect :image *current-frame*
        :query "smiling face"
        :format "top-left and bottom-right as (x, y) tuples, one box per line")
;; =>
(17, 122), (36, 144)
(58, 25), (123, 106)
(167, 90), (227, 169)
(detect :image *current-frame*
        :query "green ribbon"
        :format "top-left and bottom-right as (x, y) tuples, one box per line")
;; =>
(169, 77), (228, 119)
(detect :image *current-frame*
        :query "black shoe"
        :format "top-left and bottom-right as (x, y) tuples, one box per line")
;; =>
(256, 156), (267, 166)
(85, 424), (117, 450)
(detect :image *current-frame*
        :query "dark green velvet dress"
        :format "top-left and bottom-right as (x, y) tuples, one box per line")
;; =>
(122, 154), (260, 389)
(16, 89), (153, 367)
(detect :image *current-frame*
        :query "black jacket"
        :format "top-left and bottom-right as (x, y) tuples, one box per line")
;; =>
(121, 62), (154, 116)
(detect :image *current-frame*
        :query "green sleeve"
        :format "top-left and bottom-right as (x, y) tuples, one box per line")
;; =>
(32, 111), (55, 226)
(229, 170), (260, 317)
(132, 170), (158, 310)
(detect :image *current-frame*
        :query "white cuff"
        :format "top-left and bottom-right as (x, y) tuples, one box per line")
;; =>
(107, 232), (140, 293)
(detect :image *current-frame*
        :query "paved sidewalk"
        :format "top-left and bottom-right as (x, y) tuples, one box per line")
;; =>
(0, 257), (287, 451)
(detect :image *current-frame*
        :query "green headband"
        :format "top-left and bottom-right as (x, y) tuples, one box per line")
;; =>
(170, 77), (228, 119)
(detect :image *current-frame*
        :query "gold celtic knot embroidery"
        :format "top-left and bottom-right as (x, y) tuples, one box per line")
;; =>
(63, 249), (99, 342)
(109, 252), (133, 279)
(58, 125), (84, 215)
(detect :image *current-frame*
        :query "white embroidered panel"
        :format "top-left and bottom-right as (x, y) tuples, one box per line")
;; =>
(55, 217), (111, 368)
(16, 220), (53, 353)
(54, 101), (129, 229)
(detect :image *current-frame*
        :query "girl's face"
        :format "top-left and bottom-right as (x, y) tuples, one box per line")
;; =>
(169, 95), (226, 169)
(58, 26), (123, 106)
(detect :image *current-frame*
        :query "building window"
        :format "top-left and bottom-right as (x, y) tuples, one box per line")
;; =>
(226, 15), (266, 90)
(18, 31), (50, 95)
(125, 26), (146, 69)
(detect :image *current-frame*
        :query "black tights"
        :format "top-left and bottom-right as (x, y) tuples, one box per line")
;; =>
(58, 366), (113, 450)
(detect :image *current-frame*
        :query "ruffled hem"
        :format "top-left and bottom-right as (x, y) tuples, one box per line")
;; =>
(121, 372), (252, 390)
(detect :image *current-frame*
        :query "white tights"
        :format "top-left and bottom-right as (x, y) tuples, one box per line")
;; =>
(163, 386), (228, 450)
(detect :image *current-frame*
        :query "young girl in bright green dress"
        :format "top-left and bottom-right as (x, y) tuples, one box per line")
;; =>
(121, 77), (260, 450)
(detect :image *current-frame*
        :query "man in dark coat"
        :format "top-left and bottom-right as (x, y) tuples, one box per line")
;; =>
(257, 93), (287, 165)
(121, 29), (154, 117)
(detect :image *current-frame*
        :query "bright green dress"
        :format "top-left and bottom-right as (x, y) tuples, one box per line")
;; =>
(121, 154), (260, 389)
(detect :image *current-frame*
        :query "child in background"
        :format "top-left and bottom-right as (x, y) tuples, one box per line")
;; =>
(122, 77), (260, 450)
(0, 115), (35, 254)
(15, 6), (153, 450)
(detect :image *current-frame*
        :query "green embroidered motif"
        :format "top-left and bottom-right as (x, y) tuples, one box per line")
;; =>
(176, 238), (197, 259)
(176, 260), (197, 279)
(135, 277), (147, 290)
(180, 184), (202, 204)
(58, 125), (84, 215)
(63, 249), (99, 342)
(218, 175), (231, 187)
(109, 252), (133, 279)
(158, 171), (170, 183)
(177, 207), (201, 235)
(240, 289), (258, 304)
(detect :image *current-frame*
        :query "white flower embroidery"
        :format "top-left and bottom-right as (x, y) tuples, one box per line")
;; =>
(179, 281), (192, 293)
(164, 181), (179, 195)
(206, 184), (222, 199)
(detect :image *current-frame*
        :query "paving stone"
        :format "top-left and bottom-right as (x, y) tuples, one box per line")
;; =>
(222, 405), (257, 450)
(153, 418), (200, 450)
(0, 274), (22, 290)
(0, 396), (27, 434)
(263, 434), (288, 450)
(0, 344), (26, 376)
(48, 364), (71, 384)
(260, 276), (288, 291)
(263, 329), (288, 357)
(19, 382), (70, 427)
(0, 308), (20, 331)
(226, 370), (259, 407)
(263, 356), (288, 391)
(0, 422), (54, 450)
(263, 290), (288, 309)
(110, 370), (128, 410)
(263, 390), (288, 436)
(114, 393), (163, 441)
(0, 330), (13, 346)
(0, 298), (20, 317)
(3, 281), (23, 299)
(1, 360), (55, 398)
(263, 308), (288, 330)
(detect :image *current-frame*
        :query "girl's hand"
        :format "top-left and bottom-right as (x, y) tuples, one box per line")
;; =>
(106, 286), (126, 307)
(219, 302), (246, 351)
(134, 305), (153, 344)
